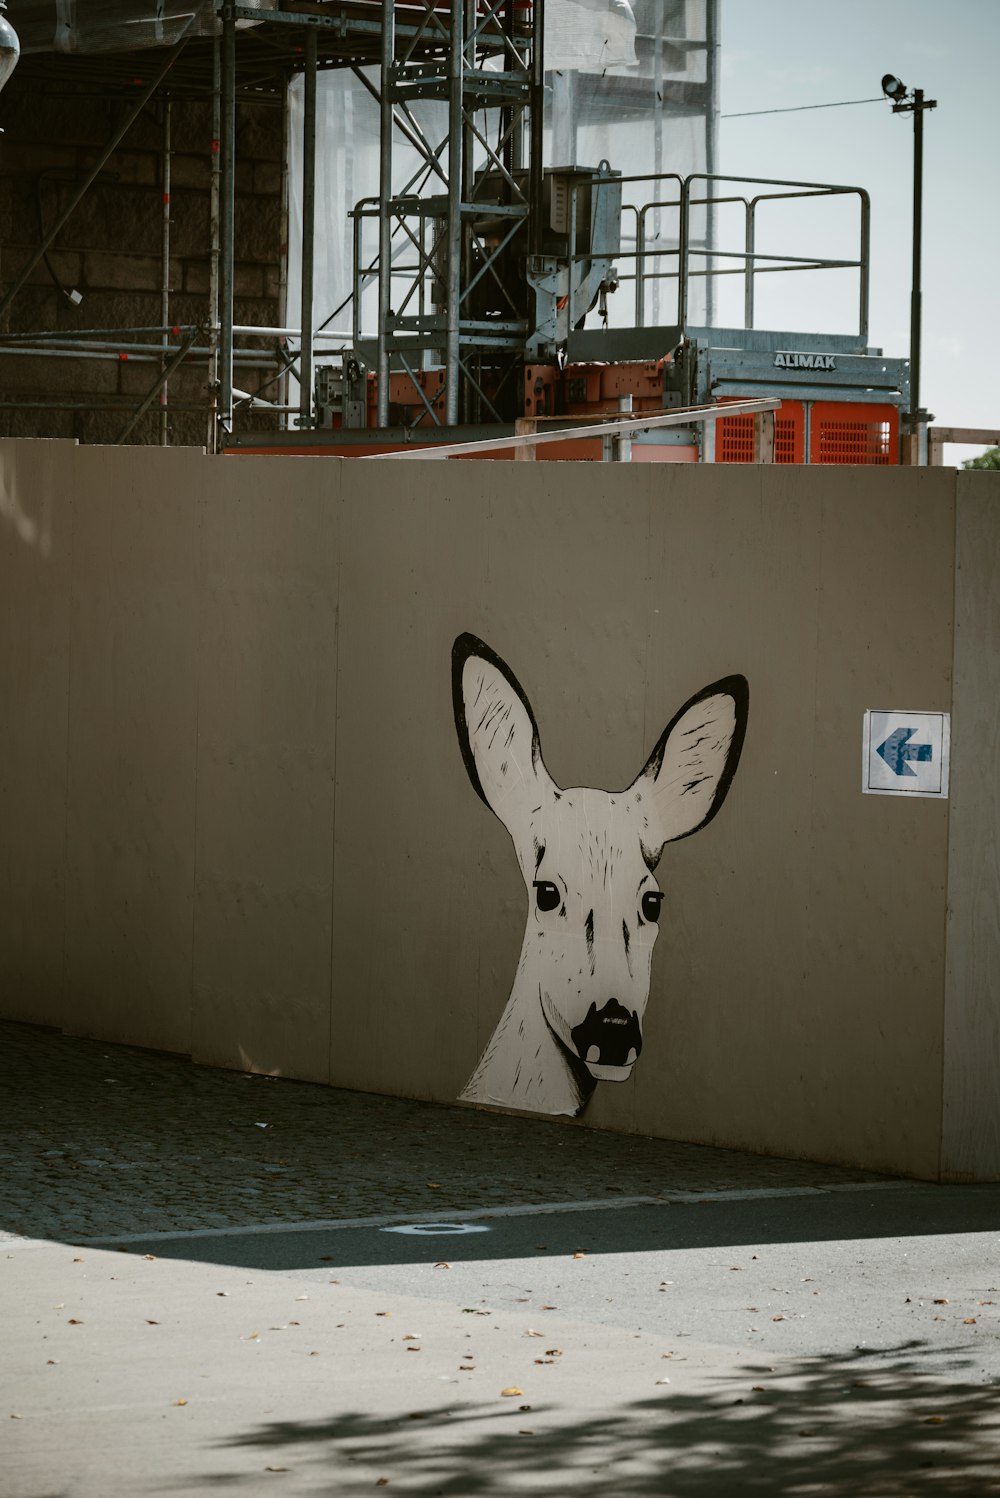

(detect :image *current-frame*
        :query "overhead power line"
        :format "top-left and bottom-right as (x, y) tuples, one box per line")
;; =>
(722, 97), (884, 119)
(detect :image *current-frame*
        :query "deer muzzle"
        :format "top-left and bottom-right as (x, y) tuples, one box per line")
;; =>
(570, 998), (643, 1078)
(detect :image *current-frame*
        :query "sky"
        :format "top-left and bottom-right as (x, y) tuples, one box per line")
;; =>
(719, 0), (999, 461)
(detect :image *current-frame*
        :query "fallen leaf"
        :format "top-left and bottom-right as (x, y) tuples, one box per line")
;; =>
(545, 1349), (562, 1356)
(173, 1399), (188, 1407)
(217, 1292), (229, 1297)
(572, 1252), (586, 1260)
(771, 1315), (786, 1322)
(924, 1416), (946, 1426)
(979, 1300), (996, 1306)
(47, 1360), (59, 1365)
(541, 1304), (557, 1311)
(752, 1385), (766, 1392)
(964, 1318), (978, 1325)
(519, 1404), (532, 1412)
(501, 1387), (524, 1397)
(933, 1298), (949, 1305)
(655, 1377), (671, 1385)
(73, 1257), (84, 1263)
(406, 1347), (422, 1353)
(376, 1312), (391, 1318)
(376, 1481), (390, 1488)
(403, 1334), (421, 1341)
(146, 1319), (160, 1325)
(295, 1295), (308, 1301)
(426, 1182), (442, 1189)
(524, 1329), (544, 1338)
(518, 1429), (535, 1435)
(265, 1466), (288, 1473)
(144, 1254), (156, 1262)
(534, 1358), (555, 1365)
(67, 1319), (83, 1325)
(10, 1413), (22, 1419)
(309, 1351), (319, 1356)
(434, 1262), (451, 1270)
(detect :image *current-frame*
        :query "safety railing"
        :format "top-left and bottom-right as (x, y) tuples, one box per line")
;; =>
(569, 170), (871, 340)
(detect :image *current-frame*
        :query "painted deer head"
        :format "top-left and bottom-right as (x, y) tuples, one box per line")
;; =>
(453, 633), (748, 1117)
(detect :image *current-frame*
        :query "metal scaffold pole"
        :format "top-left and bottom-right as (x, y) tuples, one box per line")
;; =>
(376, 4), (395, 428)
(445, 0), (464, 426)
(299, 26), (317, 429)
(219, 3), (237, 438)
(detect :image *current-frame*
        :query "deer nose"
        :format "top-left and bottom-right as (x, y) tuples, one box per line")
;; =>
(570, 999), (642, 1068)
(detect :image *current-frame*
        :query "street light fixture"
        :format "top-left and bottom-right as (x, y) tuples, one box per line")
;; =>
(882, 71), (937, 460)
(0, 1), (20, 101)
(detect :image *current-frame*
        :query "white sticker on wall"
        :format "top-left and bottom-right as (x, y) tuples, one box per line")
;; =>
(862, 710), (950, 799)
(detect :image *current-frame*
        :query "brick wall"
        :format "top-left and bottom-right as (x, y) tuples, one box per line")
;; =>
(0, 73), (284, 446)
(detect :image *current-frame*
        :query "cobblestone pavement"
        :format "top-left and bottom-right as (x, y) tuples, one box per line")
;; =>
(1, 1020), (888, 1243)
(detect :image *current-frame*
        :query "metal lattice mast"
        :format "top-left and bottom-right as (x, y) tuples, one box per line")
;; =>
(373, 0), (538, 427)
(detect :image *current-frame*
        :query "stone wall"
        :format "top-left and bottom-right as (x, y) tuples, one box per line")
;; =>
(0, 73), (283, 446)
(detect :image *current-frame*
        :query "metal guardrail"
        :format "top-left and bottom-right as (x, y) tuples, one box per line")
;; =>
(567, 170), (871, 340)
(360, 397), (781, 460)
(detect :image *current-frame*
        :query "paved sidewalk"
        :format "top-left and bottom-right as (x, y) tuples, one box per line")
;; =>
(2, 1020), (886, 1243)
(6, 1021), (1000, 1498)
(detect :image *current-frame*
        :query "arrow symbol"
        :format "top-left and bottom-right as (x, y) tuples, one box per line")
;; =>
(877, 727), (933, 777)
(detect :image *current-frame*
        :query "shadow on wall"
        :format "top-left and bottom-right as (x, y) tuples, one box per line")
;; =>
(0, 464), (52, 556)
(207, 1344), (1000, 1495)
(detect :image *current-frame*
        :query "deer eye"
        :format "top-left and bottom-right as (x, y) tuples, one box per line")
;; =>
(641, 891), (664, 923)
(533, 880), (561, 913)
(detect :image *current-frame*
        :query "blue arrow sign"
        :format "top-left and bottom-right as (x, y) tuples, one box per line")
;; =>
(877, 727), (933, 777)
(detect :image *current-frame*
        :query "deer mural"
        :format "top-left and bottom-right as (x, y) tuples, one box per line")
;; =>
(453, 633), (748, 1118)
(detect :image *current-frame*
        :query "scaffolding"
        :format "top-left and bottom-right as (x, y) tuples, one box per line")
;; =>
(0, 2), (725, 449)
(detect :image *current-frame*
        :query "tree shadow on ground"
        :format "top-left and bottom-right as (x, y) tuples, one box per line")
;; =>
(203, 1342), (1000, 1496)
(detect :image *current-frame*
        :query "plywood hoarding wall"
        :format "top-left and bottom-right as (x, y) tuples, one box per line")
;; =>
(1, 441), (994, 1179)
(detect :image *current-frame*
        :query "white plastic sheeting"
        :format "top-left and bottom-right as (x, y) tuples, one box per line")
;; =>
(11, 0), (267, 54)
(546, 0), (638, 72)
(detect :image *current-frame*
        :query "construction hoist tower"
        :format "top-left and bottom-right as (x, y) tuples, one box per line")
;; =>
(366, 0), (543, 428)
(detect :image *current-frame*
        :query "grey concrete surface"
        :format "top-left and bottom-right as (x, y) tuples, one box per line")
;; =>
(5, 1022), (1000, 1496)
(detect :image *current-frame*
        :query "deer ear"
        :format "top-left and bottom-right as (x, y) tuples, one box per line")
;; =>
(631, 675), (748, 865)
(453, 634), (554, 831)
